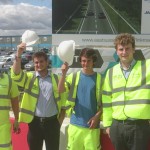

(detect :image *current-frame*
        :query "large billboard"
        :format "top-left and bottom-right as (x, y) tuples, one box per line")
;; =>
(51, 0), (150, 74)
(1, 0), (150, 74)
(141, 0), (150, 34)
(51, 34), (150, 75)
(52, 0), (150, 34)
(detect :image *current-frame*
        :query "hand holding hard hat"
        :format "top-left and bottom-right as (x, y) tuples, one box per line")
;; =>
(21, 30), (39, 46)
(57, 40), (75, 66)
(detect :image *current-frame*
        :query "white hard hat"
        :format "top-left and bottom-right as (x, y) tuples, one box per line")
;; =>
(21, 30), (39, 46)
(57, 40), (75, 66)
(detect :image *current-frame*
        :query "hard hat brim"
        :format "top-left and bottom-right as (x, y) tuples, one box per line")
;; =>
(25, 38), (39, 46)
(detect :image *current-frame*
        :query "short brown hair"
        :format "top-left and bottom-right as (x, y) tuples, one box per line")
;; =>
(32, 51), (48, 61)
(114, 33), (135, 50)
(79, 48), (97, 63)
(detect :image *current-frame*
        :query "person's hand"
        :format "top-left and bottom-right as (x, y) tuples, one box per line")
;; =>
(13, 120), (21, 134)
(106, 127), (110, 138)
(16, 43), (26, 57)
(87, 115), (100, 129)
(61, 62), (69, 76)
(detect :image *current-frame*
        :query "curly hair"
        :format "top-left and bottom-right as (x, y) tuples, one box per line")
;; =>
(114, 33), (135, 50)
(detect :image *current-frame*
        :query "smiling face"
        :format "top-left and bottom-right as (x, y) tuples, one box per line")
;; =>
(80, 56), (94, 73)
(114, 33), (135, 65)
(79, 48), (97, 74)
(116, 43), (135, 64)
(32, 51), (49, 76)
(33, 56), (49, 72)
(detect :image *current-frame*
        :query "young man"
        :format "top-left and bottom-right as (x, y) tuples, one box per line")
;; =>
(58, 48), (102, 150)
(0, 69), (20, 150)
(11, 43), (67, 150)
(102, 33), (150, 150)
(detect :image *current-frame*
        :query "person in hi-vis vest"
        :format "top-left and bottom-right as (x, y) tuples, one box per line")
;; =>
(0, 70), (20, 150)
(102, 33), (150, 150)
(58, 48), (102, 150)
(11, 43), (68, 150)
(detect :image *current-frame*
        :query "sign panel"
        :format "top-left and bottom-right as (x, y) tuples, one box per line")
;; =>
(141, 0), (150, 34)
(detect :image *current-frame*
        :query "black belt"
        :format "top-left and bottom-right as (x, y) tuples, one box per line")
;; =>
(113, 119), (149, 125)
(34, 115), (57, 123)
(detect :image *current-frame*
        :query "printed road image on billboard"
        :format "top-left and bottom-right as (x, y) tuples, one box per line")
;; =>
(52, 0), (142, 34)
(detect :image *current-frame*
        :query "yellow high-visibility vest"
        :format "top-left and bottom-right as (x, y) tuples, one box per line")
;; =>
(0, 73), (17, 150)
(102, 60), (150, 127)
(11, 70), (67, 123)
(65, 71), (102, 116)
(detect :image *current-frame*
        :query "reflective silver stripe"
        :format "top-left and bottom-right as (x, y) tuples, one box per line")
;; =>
(125, 99), (150, 105)
(20, 108), (34, 116)
(8, 75), (12, 98)
(103, 103), (112, 107)
(105, 61), (147, 94)
(0, 95), (9, 99)
(102, 68), (113, 96)
(66, 81), (71, 89)
(141, 61), (146, 85)
(14, 71), (25, 82)
(24, 89), (39, 98)
(0, 142), (11, 148)
(103, 61), (149, 108)
(0, 106), (10, 110)
(103, 99), (150, 107)
(112, 84), (150, 93)
(29, 74), (37, 91)
(103, 84), (150, 96)
(109, 67), (113, 90)
(0, 74), (11, 99)
(52, 74), (60, 112)
(68, 73), (77, 102)
(96, 73), (102, 101)
(26, 74), (60, 102)
(97, 101), (101, 107)
(53, 74), (60, 102)
(102, 90), (112, 96)
(62, 105), (71, 109)
(68, 97), (75, 102)
(23, 73), (39, 98)
(24, 75), (28, 87)
(53, 74), (58, 84)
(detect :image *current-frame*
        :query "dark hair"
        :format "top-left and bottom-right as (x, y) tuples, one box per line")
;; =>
(32, 51), (48, 61)
(114, 33), (135, 50)
(79, 48), (97, 63)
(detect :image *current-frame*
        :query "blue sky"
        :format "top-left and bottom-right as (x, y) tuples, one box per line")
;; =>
(0, 0), (52, 36)
(13, 0), (52, 8)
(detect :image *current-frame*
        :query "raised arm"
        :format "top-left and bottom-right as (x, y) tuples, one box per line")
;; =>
(58, 62), (69, 93)
(13, 43), (26, 75)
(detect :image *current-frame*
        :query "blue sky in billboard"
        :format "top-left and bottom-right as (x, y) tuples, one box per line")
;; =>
(0, 0), (52, 36)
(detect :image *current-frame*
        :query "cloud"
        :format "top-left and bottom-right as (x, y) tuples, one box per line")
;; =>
(0, 3), (52, 36)
(0, 0), (13, 4)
